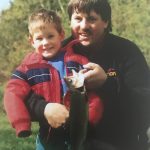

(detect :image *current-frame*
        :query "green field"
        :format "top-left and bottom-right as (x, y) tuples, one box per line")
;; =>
(0, 111), (38, 150)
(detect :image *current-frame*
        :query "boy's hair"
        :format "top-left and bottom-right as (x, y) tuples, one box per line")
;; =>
(28, 8), (63, 36)
(68, 0), (112, 32)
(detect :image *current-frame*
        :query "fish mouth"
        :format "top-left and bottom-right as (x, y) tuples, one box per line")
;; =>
(64, 70), (85, 91)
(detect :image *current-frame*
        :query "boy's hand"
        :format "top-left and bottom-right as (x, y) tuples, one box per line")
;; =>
(82, 62), (107, 89)
(44, 103), (69, 128)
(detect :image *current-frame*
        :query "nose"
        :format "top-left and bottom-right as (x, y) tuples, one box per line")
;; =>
(80, 19), (89, 30)
(43, 38), (49, 46)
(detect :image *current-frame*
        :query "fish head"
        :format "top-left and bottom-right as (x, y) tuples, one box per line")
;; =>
(64, 70), (85, 91)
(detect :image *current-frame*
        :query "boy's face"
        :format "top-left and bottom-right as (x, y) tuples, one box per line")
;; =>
(30, 22), (64, 59)
(70, 10), (108, 47)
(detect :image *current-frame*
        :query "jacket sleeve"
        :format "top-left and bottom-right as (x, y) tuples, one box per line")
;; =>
(123, 45), (150, 130)
(4, 67), (32, 137)
(25, 91), (48, 123)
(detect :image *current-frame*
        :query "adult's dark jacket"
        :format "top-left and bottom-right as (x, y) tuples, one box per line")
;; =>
(26, 33), (150, 150)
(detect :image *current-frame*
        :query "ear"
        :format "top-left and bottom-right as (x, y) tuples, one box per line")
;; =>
(28, 35), (35, 47)
(28, 35), (33, 44)
(104, 21), (108, 29)
(60, 29), (65, 41)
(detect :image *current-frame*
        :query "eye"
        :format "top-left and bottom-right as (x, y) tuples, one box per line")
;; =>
(36, 37), (43, 41)
(88, 16), (97, 23)
(74, 16), (82, 22)
(48, 34), (54, 39)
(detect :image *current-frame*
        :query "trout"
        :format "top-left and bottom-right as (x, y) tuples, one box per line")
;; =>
(64, 70), (88, 150)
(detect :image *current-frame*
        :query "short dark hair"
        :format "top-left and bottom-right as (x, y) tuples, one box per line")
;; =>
(68, 0), (112, 32)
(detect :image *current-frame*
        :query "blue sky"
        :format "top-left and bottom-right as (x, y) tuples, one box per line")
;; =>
(0, 0), (12, 12)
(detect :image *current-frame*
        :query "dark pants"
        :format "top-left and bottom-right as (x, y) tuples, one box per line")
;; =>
(84, 140), (119, 150)
(36, 135), (70, 150)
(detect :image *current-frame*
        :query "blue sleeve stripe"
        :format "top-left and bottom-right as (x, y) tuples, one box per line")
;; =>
(27, 68), (49, 78)
(26, 68), (51, 86)
(11, 70), (27, 80)
(11, 68), (51, 86)
(27, 73), (51, 80)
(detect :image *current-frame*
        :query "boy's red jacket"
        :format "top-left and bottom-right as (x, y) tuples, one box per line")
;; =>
(4, 41), (103, 137)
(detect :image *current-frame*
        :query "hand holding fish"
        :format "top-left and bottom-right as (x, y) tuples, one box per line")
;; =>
(83, 62), (107, 89)
(44, 103), (69, 128)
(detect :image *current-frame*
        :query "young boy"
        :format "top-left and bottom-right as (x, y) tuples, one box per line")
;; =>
(4, 9), (103, 150)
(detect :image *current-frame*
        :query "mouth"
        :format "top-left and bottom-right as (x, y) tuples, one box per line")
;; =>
(43, 47), (53, 51)
(79, 33), (90, 41)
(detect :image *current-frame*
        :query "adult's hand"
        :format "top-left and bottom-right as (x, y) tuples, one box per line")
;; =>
(82, 62), (107, 89)
(44, 103), (69, 128)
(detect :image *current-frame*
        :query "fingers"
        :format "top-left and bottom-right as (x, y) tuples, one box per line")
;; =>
(83, 62), (98, 70)
(50, 122), (65, 128)
(44, 103), (69, 128)
(83, 63), (99, 79)
(82, 62), (107, 88)
(50, 115), (68, 128)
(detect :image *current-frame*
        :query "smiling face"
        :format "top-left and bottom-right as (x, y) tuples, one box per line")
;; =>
(30, 22), (64, 59)
(70, 10), (108, 47)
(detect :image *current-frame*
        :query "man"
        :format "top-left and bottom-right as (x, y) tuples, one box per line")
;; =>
(26, 0), (150, 150)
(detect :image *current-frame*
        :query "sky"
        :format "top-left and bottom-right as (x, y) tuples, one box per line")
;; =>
(0, 0), (12, 12)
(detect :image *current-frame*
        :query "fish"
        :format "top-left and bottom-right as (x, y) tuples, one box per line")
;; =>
(64, 70), (88, 150)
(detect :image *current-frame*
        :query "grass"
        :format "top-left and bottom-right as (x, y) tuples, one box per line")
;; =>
(0, 111), (39, 150)
(0, 84), (39, 150)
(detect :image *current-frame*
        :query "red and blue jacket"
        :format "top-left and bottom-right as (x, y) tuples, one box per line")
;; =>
(4, 40), (103, 137)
